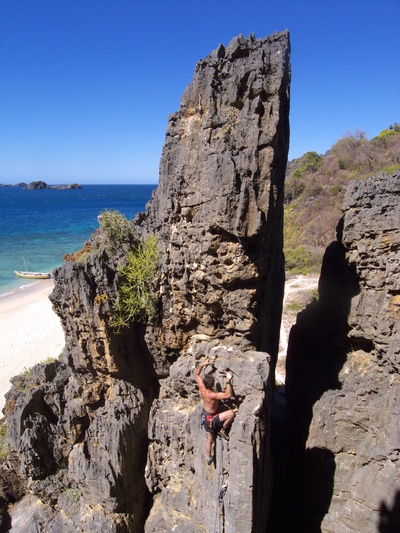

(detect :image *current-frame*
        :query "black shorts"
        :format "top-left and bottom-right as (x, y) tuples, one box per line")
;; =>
(201, 405), (227, 433)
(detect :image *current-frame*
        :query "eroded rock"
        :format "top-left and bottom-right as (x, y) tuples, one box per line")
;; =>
(138, 31), (290, 532)
(145, 341), (271, 532)
(285, 170), (400, 532)
(139, 32), (291, 366)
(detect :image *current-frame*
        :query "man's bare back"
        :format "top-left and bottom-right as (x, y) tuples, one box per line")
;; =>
(200, 388), (220, 414)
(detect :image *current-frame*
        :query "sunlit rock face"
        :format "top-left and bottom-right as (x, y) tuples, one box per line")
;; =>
(140, 31), (291, 367)
(137, 30), (291, 533)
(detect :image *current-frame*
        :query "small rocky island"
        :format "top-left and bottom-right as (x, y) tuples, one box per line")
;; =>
(0, 181), (82, 189)
(24, 181), (82, 190)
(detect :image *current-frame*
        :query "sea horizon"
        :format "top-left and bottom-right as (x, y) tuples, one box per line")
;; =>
(0, 183), (156, 296)
(1, 182), (158, 186)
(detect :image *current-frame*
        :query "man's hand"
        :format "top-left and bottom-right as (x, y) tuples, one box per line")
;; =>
(198, 356), (211, 369)
(195, 356), (210, 376)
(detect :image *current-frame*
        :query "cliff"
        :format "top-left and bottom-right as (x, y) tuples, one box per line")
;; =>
(1, 32), (291, 532)
(285, 170), (400, 532)
(138, 30), (291, 367)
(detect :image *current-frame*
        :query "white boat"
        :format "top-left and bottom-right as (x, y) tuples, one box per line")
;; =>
(14, 270), (51, 279)
(14, 259), (51, 279)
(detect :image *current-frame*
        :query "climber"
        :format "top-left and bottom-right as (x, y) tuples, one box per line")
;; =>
(195, 356), (235, 465)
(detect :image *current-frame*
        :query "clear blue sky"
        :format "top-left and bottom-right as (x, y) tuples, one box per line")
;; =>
(0, 0), (399, 184)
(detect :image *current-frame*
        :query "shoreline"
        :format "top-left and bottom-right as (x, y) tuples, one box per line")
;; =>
(1, 262), (63, 299)
(0, 279), (65, 412)
(0, 277), (54, 301)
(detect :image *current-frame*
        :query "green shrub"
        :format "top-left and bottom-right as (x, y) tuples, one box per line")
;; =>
(110, 234), (160, 331)
(300, 151), (323, 173)
(285, 245), (322, 274)
(378, 129), (398, 138)
(310, 288), (319, 301)
(286, 301), (305, 312)
(304, 183), (323, 198)
(292, 169), (302, 179)
(387, 122), (400, 132)
(284, 173), (305, 203)
(383, 163), (400, 174)
(97, 210), (137, 251)
(328, 185), (344, 196)
(40, 356), (56, 364)
(66, 210), (137, 264)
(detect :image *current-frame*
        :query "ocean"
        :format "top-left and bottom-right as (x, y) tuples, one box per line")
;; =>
(0, 184), (156, 296)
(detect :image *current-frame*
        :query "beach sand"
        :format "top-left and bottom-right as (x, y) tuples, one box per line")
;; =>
(0, 280), (65, 412)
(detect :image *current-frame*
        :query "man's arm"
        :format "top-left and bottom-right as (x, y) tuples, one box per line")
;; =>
(194, 357), (210, 388)
(211, 375), (233, 400)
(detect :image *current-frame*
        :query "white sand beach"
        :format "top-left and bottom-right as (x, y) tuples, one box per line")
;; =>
(0, 280), (65, 412)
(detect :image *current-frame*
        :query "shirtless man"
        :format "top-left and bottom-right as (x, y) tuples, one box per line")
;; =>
(195, 357), (235, 465)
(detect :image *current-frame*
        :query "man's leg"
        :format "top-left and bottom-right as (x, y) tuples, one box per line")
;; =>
(206, 430), (214, 459)
(218, 409), (235, 430)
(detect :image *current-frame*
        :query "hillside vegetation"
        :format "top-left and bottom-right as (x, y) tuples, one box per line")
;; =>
(284, 123), (400, 273)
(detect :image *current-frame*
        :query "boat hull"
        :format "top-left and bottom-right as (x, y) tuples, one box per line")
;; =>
(14, 271), (51, 279)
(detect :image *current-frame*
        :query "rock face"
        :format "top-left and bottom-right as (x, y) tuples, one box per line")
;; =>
(139, 31), (290, 363)
(1, 31), (290, 532)
(146, 343), (271, 533)
(285, 170), (400, 532)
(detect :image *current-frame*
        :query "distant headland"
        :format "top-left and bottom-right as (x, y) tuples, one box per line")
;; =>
(0, 181), (82, 190)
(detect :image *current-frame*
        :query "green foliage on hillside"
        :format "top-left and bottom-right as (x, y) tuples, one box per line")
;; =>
(110, 233), (160, 331)
(284, 124), (400, 274)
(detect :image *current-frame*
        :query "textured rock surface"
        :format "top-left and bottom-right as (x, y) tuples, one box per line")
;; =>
(1, 32), (290, 532)
(3, 232), (157, 532)
(145, 341), (271, 533)
(138, 31), (290, 365)
(285, 170), (400, 532)
(138, 31), (290, 532)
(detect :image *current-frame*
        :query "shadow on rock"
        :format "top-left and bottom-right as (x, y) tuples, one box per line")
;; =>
(268, 219), (360, 532)
(378, 489), (400, 533)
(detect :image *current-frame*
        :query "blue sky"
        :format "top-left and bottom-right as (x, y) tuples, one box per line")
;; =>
(0, 0), (399, 184)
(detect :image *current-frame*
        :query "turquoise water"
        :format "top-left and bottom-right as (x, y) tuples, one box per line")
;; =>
(0, 184), (156, 296)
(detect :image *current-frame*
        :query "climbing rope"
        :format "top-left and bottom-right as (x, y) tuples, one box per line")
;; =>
(212, 436), (228, 533)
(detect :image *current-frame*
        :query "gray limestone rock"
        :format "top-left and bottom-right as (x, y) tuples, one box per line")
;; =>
(145, 341), (271, 533)
(138, 31), (291, 367)
(285, 170), (400, 532)
(138, 31), (290, 532)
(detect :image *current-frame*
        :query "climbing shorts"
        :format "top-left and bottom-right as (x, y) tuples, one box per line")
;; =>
(201, 405), (227, 433)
